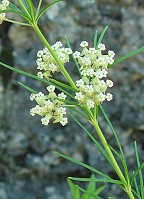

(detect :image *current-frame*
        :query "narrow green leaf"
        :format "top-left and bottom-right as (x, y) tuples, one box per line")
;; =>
(132, 185), (141, 199)
(36, 0), (63, 21)
(50, 78), (77, 92)
(68, 108), (88, 120)
(109, 46), (144, 68)
(0, 61), (74, 98)
(94, 185), (105, 195)
(96, 26), (108, 48)
(131, 162), (144, 185)
(54, 151), (116, 181)
(75, 185), (103, 199)
(94, 30), (98, 49)
(65, 35), (82, 78)
(67, 179), (80, 199)
(81, 175), (96, 199)
(99, 105), (129, 182)
(9, 2), (23, 12)
(26, 0), (35, 21)
(68, 112), (112, 165)
(35, 0), (43, 20)
(133, 172), (141, 199)
(68, 177), (124, 185)
(134, 142), (144, 199)
(18, 82), (38, 94)
(17, 0), (32, 21)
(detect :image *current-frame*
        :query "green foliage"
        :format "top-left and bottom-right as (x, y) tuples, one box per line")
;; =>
(0, 1), (144, 198)
(68, 175), (105, 199)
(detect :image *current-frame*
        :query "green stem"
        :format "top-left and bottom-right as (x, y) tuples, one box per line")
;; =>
(32, 24), (77, 89)
(92, 120), (135, 199)
(5, 18), (31, 26)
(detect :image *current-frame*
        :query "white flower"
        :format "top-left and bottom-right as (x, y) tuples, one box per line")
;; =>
(82, 57), (91, 65)
(55, 41), (63, 47)
(0, 13), (6, 24)
(75, 92), (84, 100)
(101, 69), (108, 77)
(47, 85), (55, 92)
(30, 93), (36, 101)
(37, 50), (43, 57)
(57, 107), (66, 115)
(58, 92), (67, 100)
(99, 80), (106, 88)
(108, 50), (115, 58)
(98, 93), (106, 102)
(37, 72), (43, 78)
(89, 48), (97, 54)
(64, 48), (73, 55)
(86, 99), (95, 109)
(108, 58), (114, 64)
(84, 85), (94, 93)
(2, 0), (9, 6)
(98, 43), (106, 51)
(76, 79), (84, 87)
(106, 80), (113, 87)
(60, 117), (68, 126)
(41, 117), (49, 125)
(73, 51), (81, 58)
(44, 100), (54, 109)
(80, 41), (88, 48)
(49, 63), (58, 72)
(106, 93), (113, 101)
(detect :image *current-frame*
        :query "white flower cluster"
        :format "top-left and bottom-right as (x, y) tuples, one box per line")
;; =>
(0, 0), (9, 24)
(74, 42), (114, 109)
(36, 41), (73, 79)
(30, 85), (68, 126)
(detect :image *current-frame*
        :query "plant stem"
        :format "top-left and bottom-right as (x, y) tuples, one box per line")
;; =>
(5, 18), (31, 26)
(32, 24), (77, 89)
(92, 120), (135, 199)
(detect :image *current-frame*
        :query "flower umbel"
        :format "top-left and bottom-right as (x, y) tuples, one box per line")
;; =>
(0, 0), (9, 24)
(74, 42), (114, 109)
(30, 86), (68, 126)
(36, 42), (73, 80)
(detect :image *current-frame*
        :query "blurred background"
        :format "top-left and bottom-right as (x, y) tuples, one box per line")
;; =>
(0, 0), (144, 198)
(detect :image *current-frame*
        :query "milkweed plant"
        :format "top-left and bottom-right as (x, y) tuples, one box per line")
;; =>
(0, 0), (144, 199)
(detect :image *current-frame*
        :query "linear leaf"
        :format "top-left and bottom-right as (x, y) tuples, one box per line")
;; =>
(18, 82), (38, 94)
(75, 185), (103, 199)
(68, 177), (123, 185)
(134, 142), (144, 199)
(109, 46), (144, 68)
(26, 0), (35, 21)
(0, 61), (74, 98)
(67, 179), (80, 199)
(36, 0), (63, 21)
(68, 112), (112, 165)
(94, 30), (98, 49)
(65, 35), (82, 78)
(131, 162), (144, 185)
(9, 2), (23, 12)
(99, 105), (129, 182)
(96, 26), (108, 48)
(54, 151), (116, 181)
(50, 78), (77, 92)
(35, 0), (43, 20)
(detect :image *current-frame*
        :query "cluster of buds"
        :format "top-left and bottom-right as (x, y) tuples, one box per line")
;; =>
(74, 41), (114, 109)
(30, 85), (68, 126)
(36, 41), (73, 79)
(0, 0), (9, 24)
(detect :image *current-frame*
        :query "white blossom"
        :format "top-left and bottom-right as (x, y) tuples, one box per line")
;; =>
(80, 41), (88, 48)
(106, 93), (113, 101)
(98, 43), (106, 51)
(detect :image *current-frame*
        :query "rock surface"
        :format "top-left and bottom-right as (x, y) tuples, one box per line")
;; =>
(0, 0), (144, 198)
